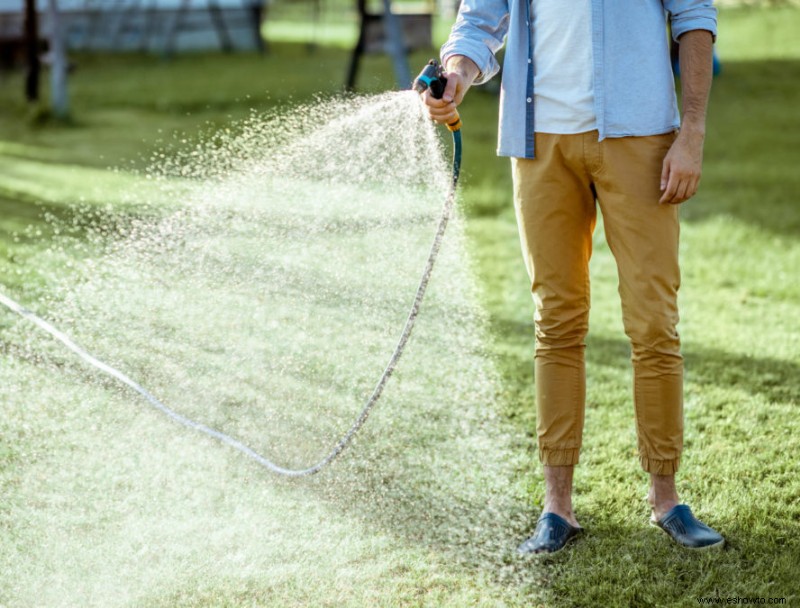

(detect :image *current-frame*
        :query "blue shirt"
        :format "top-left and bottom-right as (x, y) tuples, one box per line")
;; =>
(440, 0), (718, 158)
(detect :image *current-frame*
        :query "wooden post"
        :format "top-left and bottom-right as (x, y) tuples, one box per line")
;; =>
(140, 0), (159, 52)
(48, 0), (69, 118)
(207, 0), (233, 52)
(345, 0), (368, 91)
(381, 0), (411, 89)
(163, 0), (189, 56)
(24, 0), (40, 102)
(346, 0), (411, 91)
(245, 0), (265, 53)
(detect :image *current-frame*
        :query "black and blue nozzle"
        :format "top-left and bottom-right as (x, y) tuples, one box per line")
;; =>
(413, 59), (462, 133)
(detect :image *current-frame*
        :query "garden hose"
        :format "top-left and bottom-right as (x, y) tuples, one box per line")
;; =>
(0, 71), (463, 477)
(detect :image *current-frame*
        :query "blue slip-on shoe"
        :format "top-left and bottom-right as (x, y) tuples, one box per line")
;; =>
(650, 504), (725, 550)
(517, 512), (583, 556)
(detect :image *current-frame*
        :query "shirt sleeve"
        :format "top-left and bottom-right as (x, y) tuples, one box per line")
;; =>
(440, 0), (511, 85)
(664, 0), (718, 42)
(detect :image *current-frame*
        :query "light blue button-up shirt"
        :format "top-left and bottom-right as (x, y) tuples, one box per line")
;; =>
(441, 0), (717, 158)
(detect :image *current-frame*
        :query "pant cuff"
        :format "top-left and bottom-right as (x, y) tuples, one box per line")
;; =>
(640, 455), (681, 475)
(539, 447), (580, 466)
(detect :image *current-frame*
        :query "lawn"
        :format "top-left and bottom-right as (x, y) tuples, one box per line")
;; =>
(1, 6), (799, 608)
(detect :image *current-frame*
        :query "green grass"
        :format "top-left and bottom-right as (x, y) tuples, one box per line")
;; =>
(1, 7), (800, 607)
(715, 5), (800, 60)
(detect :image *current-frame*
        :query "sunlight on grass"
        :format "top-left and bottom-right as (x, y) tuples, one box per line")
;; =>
(716, 6), (800, 60)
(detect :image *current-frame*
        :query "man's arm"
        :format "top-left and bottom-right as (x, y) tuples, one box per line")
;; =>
(421, 0), (509, 126)
(659, 29), (714, 205)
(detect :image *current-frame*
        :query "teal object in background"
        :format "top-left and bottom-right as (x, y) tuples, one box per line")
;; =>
(672, 46), (723, 77)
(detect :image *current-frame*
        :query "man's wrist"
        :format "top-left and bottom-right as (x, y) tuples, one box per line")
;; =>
(444, 55), (481, 83)
(679, 118), (707, 138)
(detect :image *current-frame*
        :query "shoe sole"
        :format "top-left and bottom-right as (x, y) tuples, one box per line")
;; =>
(648, 519), (726, 550)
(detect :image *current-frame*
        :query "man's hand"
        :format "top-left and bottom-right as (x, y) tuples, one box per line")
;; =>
(659, 127), (705, 205)
(660, 29), (714, 205)
(421, 55), (480, 126)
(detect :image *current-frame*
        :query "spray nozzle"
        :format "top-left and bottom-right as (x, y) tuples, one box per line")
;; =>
(413, 59), (447, 99)
(413, 59), (462, 132)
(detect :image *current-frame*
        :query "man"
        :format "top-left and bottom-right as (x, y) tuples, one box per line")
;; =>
(423, 0), (724, 554)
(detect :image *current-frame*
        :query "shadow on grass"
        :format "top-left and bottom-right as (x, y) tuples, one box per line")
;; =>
(486, 317), (799, 407)
(0, 196), (76, 242)
(674, 60), (800, 237)
(588, 333), (800, 406)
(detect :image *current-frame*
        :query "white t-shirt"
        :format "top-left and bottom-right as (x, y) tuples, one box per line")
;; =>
(531, 0), (597, 134)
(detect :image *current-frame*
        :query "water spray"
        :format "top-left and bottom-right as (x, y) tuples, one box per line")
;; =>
(0, 61), (463, 477)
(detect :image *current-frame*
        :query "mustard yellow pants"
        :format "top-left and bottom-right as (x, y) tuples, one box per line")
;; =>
(512, 130), (683, 475)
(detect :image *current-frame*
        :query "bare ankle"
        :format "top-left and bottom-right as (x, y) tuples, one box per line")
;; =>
(649, 473), (680, 517)
(543, 465), (579, 526)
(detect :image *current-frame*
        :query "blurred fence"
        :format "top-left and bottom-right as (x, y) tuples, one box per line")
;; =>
(2, 0), (793, 61)
(0, 0), (263, 54)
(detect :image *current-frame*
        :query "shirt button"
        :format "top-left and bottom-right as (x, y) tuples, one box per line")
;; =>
(526, 97), (532, 103)
(528, 58), (532, 64)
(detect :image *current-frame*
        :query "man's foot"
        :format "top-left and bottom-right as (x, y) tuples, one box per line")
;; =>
(517, 512), (583, 556)
(518, 464), (581, 555)
(650, 504), (725, 549)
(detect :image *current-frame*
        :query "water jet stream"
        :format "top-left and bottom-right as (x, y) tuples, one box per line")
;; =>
(0, 125), (462, 477)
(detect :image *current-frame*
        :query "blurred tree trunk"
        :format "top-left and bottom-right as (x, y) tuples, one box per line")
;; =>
(24, 0), (39, 102)
(47, 0), (69, 118)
